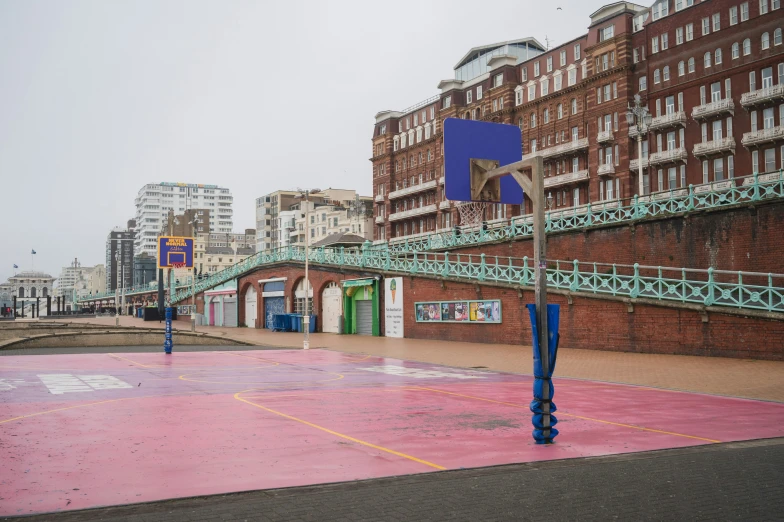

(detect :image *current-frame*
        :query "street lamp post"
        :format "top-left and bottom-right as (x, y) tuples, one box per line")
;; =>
(626, 94), (653, 198)
(189, 218), (197, 332)
(296, 188), (321, 350)
(115, 250), (122, 326)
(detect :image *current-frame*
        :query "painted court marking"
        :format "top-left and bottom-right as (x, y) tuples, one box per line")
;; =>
(38, 374), (132, 394)
(357, 365), (486, 379)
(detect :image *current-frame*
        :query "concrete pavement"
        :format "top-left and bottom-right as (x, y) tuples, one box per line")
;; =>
(56, 316), (784, 402)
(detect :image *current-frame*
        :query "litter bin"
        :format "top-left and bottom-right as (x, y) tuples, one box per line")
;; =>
(308, 315), (317, 333)
(291, 314), (302, 333)
(272, 314), (288, 332)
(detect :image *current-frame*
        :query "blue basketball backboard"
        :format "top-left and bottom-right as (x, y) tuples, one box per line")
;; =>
(444, 118), (524, 204)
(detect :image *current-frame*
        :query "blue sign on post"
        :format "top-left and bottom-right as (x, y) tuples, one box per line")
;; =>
(444, 118), (524, 204)
(164, 307), (173, 354)
(157, 237), (194, 269)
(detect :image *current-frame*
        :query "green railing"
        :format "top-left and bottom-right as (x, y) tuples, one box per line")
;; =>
(162, 245), (784, 314)
(380, 171), (784, 254)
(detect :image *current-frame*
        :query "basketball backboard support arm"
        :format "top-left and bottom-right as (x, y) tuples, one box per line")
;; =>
(469, 155), (551, 440)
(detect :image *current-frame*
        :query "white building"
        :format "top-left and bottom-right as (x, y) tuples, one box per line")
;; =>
(134, 182), (234, 256)
(55, 258), (96, 303)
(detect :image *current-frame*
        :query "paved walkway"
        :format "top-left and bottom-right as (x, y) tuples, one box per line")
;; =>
(58, 316), (784, 402)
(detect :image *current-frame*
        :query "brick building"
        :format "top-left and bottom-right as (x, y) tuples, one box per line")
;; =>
(370, 0), (784, 243)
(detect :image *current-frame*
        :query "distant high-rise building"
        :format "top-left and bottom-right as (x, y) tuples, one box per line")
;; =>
(105, 222), (135, 292)
(134, 182), (233, 256)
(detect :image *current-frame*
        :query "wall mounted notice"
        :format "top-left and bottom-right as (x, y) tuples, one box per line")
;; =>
(415, 300), (502, 323)
(384, 277), (404, 338)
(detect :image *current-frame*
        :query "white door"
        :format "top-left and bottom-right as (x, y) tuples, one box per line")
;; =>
(321, 282), (342, 333)
(244, 286), (257, 328)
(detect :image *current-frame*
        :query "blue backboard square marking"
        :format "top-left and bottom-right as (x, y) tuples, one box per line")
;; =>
(444, 118), (524, 204)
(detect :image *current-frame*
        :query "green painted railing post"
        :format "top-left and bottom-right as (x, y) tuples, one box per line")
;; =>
(681, 268), (687, 303)
(361, 242), (369, 267)
(687, 185), (695, 211)
(412, 252), (419, 274)
(706, 267), (715, 306)
(522, 256), (530, 286)
(340, 246), (345, 265)
(585, 203), (593, 227)
(632, 263), (640, 298)
(658, 266), (663, 297)
(752, 171), (760, 200)
(592, 262), (598, 293)
(286, 245), (293, 260)
(479, 254), (486, 281)
(442, 252), (450, 277)
(571, 260), (579, 291)
(319, 246), (325, 263)
(633, 195), (640, 219)
(385, 250), (391, 271)
(768, 273), (773, 311)
(405, 239), (410, 253)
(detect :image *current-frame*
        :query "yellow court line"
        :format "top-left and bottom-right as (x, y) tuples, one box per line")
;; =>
(227, 352), (373, 366)
(233, 392), (445, 471)
(108, 354), (158, 368)
(410, 386), (721, 444)
(240, 386), (410, 401)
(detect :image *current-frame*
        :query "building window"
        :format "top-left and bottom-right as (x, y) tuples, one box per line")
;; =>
(522, 67), (528, 82)
(443, 96), (451, 109)
(652, 36), (659, 54)
(640, 76), (647, 91)
(715, 48), (722, 64)
(675, 0), (694, 11)
(541, 78), (549, 96)
(761, 0), (769, 14)
(574, 44), (581, 60)
(600, 25), (614, 41)
(712, 12), (720, 31)
(776, 28), (783, 46)
(664, 66), (671, 81)
(752, 150), (759, 173)
(661, 33), (669, 50)
(528, 84), (536, 101)
(730, 6), (738, 25)
(633, 48), (639, 63)
(678, 61), (685, 76)
(743, 38), (751, 55)
(494, 73), (503, 88)
(732, 42), (740, 59)
(534, 61), (540, 76)
(571, 98), (577, 115)
(543, 108), (549, 123)
(728, 155), (735, 178)
(686, 23), (694, 41)
(530, 113), (537, 128)
(557, 103), (563, 119)
(466, 90), (472, 104)
(654, 69), (661, 84)
(741, 2), (749, 21)
(476, 86), (483, 100)
(762, 32), (770, 49)
(702, 17), (710, 36)
(676, 27), (683, 45)
(704, 52), (712, 68)
(568, 67), (576, 86)
(546, 57), (553, 72)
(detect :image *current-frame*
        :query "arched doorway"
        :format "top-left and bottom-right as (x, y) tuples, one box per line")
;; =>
(42, 287), (48, 297)
(244, 286), (258, 328)
(30, 287), (37, 298)
(263, 279), (286, 329)
(321, 282), (341, 333)
(19, 287), (25, 298)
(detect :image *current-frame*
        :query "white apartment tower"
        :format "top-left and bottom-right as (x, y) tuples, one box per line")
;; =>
(134, 182), (234, 256)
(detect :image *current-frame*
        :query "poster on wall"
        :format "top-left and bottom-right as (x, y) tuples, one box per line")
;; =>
(414, 300), (502, 324)
(384, 277), (404, 338)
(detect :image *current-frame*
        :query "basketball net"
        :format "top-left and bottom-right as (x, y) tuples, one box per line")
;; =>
(456, 201), (487, 227)
(171, 262), (186, 270)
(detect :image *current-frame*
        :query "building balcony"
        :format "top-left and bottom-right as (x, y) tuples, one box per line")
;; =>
(741, 126), (784, 147)
(388, 204), (438, 222)
(597, 130), (614, 143)
(544, 137), (590, 159)
(439, 176), (445, 185)
(691, 99), (735, 120)
(388, 180), (438, 200)
(693, 137), (736, 157)
(649, 111), (687, 131)
(629, 158), (650, 171)
(374, 194), (384, 202)
(543, 169), (589, 188)
(439, 200), (451, 210)
(740, 84), (784, 109)
(597, 164), (615, 176)
(375, 215), (385, 224)
(649, 147), (688, 165)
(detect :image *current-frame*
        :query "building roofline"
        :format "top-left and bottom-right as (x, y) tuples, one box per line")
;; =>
(588, 1), (648, 26)
(453, 37), (546, 70)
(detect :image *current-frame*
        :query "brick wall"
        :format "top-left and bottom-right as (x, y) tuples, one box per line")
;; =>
(183, 260), (784, 361)
(447, 199), (784, 274)
(402, 276), (783, 361)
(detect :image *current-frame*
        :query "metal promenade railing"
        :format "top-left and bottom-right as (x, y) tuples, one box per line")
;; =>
(151, 245), (784, 314)
(380, 171), (784, 254)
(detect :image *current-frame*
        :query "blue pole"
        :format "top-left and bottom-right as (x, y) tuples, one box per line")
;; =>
(164, 307), (173, 354)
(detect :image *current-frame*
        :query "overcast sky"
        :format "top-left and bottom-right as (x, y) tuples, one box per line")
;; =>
(0, 0), (605, 282)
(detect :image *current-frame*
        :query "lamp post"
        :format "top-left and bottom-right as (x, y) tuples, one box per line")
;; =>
(115, 250), (122, 326)
(296, 188), (321, 350)
(626, 94), (653, 198)
(189, 218), (197, 332)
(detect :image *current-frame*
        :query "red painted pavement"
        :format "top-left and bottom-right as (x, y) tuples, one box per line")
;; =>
(1, 349), (783, 516)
